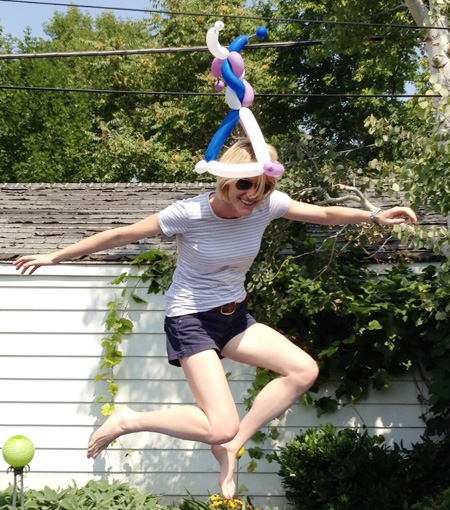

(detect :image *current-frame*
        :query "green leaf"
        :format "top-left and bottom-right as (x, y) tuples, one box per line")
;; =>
(130, 293), (148, 304)
(94, 372), (109, 382)
(116, 318), (133, 335)
(367, 320), (383, 330)
(109, 272), (128, 285)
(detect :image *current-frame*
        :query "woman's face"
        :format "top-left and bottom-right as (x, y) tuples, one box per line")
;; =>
(226, 177), (272, 217)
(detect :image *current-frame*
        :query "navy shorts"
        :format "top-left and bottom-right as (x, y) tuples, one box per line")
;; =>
(164, 305), (257, 367)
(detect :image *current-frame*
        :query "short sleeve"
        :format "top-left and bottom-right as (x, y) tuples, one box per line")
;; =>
(268, 190), (291, 220)
(158, 200), (191, 237)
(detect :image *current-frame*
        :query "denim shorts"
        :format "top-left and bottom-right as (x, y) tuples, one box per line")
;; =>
(164, 305), (257, 367)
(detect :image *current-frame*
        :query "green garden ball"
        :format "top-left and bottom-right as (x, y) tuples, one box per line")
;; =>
(2, 435), (35, 468)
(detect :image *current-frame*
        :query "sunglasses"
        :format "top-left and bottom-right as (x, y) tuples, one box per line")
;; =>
(235, 179), (273, 195)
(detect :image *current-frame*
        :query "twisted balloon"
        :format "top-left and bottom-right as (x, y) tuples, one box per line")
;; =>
(195, 21), (285, 178)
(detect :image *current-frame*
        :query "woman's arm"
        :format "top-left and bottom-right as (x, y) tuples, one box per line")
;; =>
(14, 213), (163, 275)
(282, 199), (417, 226)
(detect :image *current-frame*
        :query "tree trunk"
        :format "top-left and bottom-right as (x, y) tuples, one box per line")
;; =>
(406, 0), (450, 134)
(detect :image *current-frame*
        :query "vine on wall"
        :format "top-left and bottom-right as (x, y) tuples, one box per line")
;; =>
(95, 250), (175, 415)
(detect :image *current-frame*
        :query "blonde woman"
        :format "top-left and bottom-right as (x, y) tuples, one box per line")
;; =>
(14, 138), (416, 499)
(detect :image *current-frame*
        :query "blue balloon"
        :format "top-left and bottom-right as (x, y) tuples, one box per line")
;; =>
(228, 34), (249, 53)
(256, 26), (268, 38)
(205, 110), (240, 161)
(221, 59), (245, 102)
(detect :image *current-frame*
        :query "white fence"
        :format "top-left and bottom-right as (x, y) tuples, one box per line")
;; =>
(0, 263), (428, 508)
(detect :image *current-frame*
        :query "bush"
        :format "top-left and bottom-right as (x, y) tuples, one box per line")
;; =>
(405, 438), (450, 503)
(277, 425), (408, 510)
(0, 479), (173, 510)
(0, 482), (281, 510)
(411, 487), (450, 510)
(276, 425), (450, 510)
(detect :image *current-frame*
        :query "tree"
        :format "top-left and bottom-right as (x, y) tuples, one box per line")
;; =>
(266, 0), (421, 158)
(0, 2), (290, 182)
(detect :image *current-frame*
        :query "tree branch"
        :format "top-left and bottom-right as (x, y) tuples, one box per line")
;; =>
(299, 184), (379, 211)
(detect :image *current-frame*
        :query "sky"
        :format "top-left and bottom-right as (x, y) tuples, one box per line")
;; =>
(0, 0), (154, 40)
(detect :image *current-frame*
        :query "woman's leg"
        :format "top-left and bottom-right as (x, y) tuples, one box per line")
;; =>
(87, 349), (240, 459)
(212, 323), (319, 498)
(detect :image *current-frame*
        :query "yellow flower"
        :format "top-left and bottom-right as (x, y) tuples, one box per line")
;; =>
(237, 447), (245, 459)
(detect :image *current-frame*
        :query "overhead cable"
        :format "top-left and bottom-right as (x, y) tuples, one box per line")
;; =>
(1, 0), (447, 31)
(0, 84), (431, 98)
(0, 40), (326, 60)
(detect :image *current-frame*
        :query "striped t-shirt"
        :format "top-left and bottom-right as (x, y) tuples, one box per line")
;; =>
(158, 190), (291, 317)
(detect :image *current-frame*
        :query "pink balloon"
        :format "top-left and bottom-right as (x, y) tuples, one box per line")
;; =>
(227, 51), (244, 77)
(214, 80), (225, 91)
(211, 57), (223, 78)
(242, 80), (254, 107)
(264, 161), (285, 177)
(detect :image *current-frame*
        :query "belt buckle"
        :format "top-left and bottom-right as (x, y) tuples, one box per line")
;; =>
(220, 302), (237, 316)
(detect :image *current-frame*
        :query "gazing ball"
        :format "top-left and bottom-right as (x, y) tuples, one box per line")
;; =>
(2, 435), (35, 468)
(256, 26), (268, 38)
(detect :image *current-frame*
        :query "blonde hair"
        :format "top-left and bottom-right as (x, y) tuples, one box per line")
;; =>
(215, 138), (278, 202)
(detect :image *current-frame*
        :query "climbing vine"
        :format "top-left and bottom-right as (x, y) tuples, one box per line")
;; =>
(94, 250), (175, 415)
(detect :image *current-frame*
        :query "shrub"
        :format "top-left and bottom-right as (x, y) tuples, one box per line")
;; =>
(405, 438), (450, 503)
(277, 426), (450, 510)
(411, 487), (450, 510)
(276, 425), (409, 510)
(0, 479), (172, 510)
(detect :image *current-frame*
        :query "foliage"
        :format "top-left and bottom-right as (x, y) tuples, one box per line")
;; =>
(95, 250), (175, 415)
(247, 228), (450, 432)
(181, 493), (261, 510)
(0, 479), (172, 510)
(267, 0), (421, 158)
(276, 425), (450, 510)
(0, 0), (289, 182)
(0, 0), (427, 182)
(0, 482), (282, 510)
(411, 487), (450, 510)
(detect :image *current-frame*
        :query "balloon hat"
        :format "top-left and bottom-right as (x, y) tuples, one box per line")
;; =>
(195, 21), (285, 179)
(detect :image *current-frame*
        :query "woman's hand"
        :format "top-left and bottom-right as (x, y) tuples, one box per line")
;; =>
(375, 206), (417, 226)
(14, 253), (60, 275)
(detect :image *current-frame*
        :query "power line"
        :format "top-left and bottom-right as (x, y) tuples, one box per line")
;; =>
(0, 40), (326, 59)
(0, 84), (431, 98)
(1, 0), (447, 31)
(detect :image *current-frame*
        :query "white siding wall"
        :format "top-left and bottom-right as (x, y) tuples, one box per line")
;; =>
(0, 263), (428, 508)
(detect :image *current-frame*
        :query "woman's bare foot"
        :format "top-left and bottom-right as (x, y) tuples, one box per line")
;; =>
(87, 405), (136, 459)
(211, 443), (238, 500)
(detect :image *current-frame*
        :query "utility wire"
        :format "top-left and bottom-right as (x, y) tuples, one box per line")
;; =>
(1, 0), (447, 31)
(0, 40), (327, 59)
(0, 84), (433, 98)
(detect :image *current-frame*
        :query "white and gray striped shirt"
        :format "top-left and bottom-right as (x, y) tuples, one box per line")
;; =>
(158, 190), (291, 317)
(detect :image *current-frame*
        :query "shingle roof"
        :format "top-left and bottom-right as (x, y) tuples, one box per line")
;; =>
(0, 182), (213, 263)
(0, 182), (442, 264)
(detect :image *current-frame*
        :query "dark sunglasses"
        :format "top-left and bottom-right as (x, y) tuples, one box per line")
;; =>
(235, 179), (273, 195)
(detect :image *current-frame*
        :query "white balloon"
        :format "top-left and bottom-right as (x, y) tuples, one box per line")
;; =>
(194, 160), (209, 174)
(195, 160), (264, 177)
(239, 107), (271, 164)
(206, 22), (229, 60)
(225, 87), (242, 110)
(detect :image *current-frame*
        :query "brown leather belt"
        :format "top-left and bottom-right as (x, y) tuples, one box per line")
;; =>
(214, 295), (249, 316)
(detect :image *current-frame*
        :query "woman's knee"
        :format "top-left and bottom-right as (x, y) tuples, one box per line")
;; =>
(289, 355), (319, 392)
(208, 418), (240, 445)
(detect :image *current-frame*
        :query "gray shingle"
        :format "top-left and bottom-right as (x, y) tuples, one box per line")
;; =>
(0, 182), (439, 264)
(0, 182), (213, 263)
